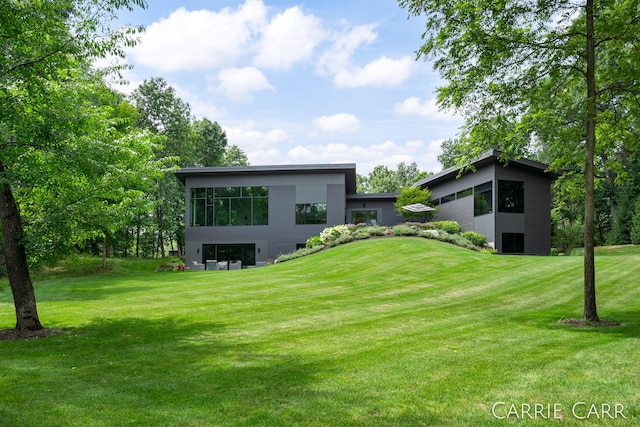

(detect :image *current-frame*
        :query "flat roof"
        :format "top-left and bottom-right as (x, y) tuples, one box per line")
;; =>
(176, 163), (358, 193)
(412, 150), (561, 189)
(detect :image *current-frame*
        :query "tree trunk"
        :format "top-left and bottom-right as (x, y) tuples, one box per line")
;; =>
(0, 163), (43, 331)
(583, 0), (599, 322)
(136, 223), (141, 257)
(102, 232), (109, 269)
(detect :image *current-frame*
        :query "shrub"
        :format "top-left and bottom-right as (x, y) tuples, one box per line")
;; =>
(393, 224), (417, 236)
(461, 231), (487, 247)
(432, 221), (462, 234)
(276, 245), (324, 263)
(306, 236), (323, 248)
(353, 229), (371, 240)
(366, 226), (389, 236)
(335, 234), (354, 245)
(418, 229), (440, 239)
(320, 225), (351, 244)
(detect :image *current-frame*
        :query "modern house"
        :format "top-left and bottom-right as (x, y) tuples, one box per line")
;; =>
(412, 150), (560, 255)
(175, 151), (559, 267)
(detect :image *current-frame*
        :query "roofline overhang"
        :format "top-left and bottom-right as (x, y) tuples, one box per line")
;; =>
(175, 163), (358, 194)
(412, 149), (562, 189)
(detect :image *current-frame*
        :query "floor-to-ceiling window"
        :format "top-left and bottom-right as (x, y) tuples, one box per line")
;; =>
(190, 186), (268, 227)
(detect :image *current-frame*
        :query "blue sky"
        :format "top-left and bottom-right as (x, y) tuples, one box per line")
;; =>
(114, 0), (463, 175)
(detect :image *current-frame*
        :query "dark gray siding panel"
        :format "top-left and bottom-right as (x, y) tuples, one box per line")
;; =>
(495, 165), (552, 255)
(270, 185), (295, 226)
(434, 196), (474, 232)
(327, 184), (346, 225)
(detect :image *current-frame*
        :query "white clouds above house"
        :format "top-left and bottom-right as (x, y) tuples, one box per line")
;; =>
(117, 0), (463, 176)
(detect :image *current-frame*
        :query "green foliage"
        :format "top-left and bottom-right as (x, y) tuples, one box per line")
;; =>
(432, 221), (462, 235)
(461, 231), (487, 247)
(352, 229), (371, 240)
(224, 145), (250, 166)
(554, 222), (584, 256)
(191, 118), (228, 167)
(367, 225), (389, 236)
(319, 225), (351, 245)
(631, 198), (640, 245)
(1, 0), (157, 267)
(358, 162), (430, 193)
(334, 234), (354, 245)
(275, 245), (325, 263)
(305, 236), (324, 248)
(394, 186), (435, 221)
(392, 225), (418, 236)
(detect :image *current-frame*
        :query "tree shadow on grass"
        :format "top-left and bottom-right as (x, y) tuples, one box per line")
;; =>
(31, 283), (160, 303)
(0, 317), (449, 426)
(2, 317), (315, 424)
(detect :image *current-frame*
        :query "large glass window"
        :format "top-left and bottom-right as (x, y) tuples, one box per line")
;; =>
(351, 210), (378, 225)
(190, 186), (268, 226)
(498, 180), (525, 213)
(202, 244), (256, 268)
(296, 203), (327, 224)
(474, 181), (493, 216)
(502, 233), (525, 253)
(190, 188), (207, 227)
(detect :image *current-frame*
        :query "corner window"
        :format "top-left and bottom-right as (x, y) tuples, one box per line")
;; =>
(296, 203), (327, 224)
(474, 181), (493, 216)
(498, 180), (524, 213)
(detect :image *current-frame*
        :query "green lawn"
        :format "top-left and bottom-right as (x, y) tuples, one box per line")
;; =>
(1, 238), (639, 426)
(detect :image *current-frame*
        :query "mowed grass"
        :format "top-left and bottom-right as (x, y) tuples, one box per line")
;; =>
(1, 238), (639, 426)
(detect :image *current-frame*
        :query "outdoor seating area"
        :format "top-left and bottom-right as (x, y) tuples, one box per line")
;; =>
(187, 260), (266, 270)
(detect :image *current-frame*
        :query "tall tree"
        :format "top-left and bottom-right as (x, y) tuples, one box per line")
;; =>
(399, 0), (640, 322)
(224, 145), (250, 166)
(0, 0), (148, 331)
(192, 118), (228, 167)
(130, 78), (191, 257)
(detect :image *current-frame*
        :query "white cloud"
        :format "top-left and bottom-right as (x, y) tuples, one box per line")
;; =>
(217, 67), (274, 101)
(316, 23), (377, 76)
(334, 55), (415, 88)
(253, 6), (326, 70)
(223, 121), (289, 151)
(129, 1), (267, 72)
(394, 97), (460, 121)
(171, 83), (226, 121)
(238, 135), (443, 175)
(312, 113), (360, 133)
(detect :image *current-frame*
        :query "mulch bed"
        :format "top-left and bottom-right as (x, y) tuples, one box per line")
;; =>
(559, 318), (622, 327)
(0, 328), (66, 341)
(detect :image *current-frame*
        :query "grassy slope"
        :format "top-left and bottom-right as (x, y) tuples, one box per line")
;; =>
(0, 239), (639, 426)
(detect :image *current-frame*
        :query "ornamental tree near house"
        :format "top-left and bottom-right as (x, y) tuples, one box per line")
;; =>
(399, 0), (640, 322)
(0, 0), (150, 331)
